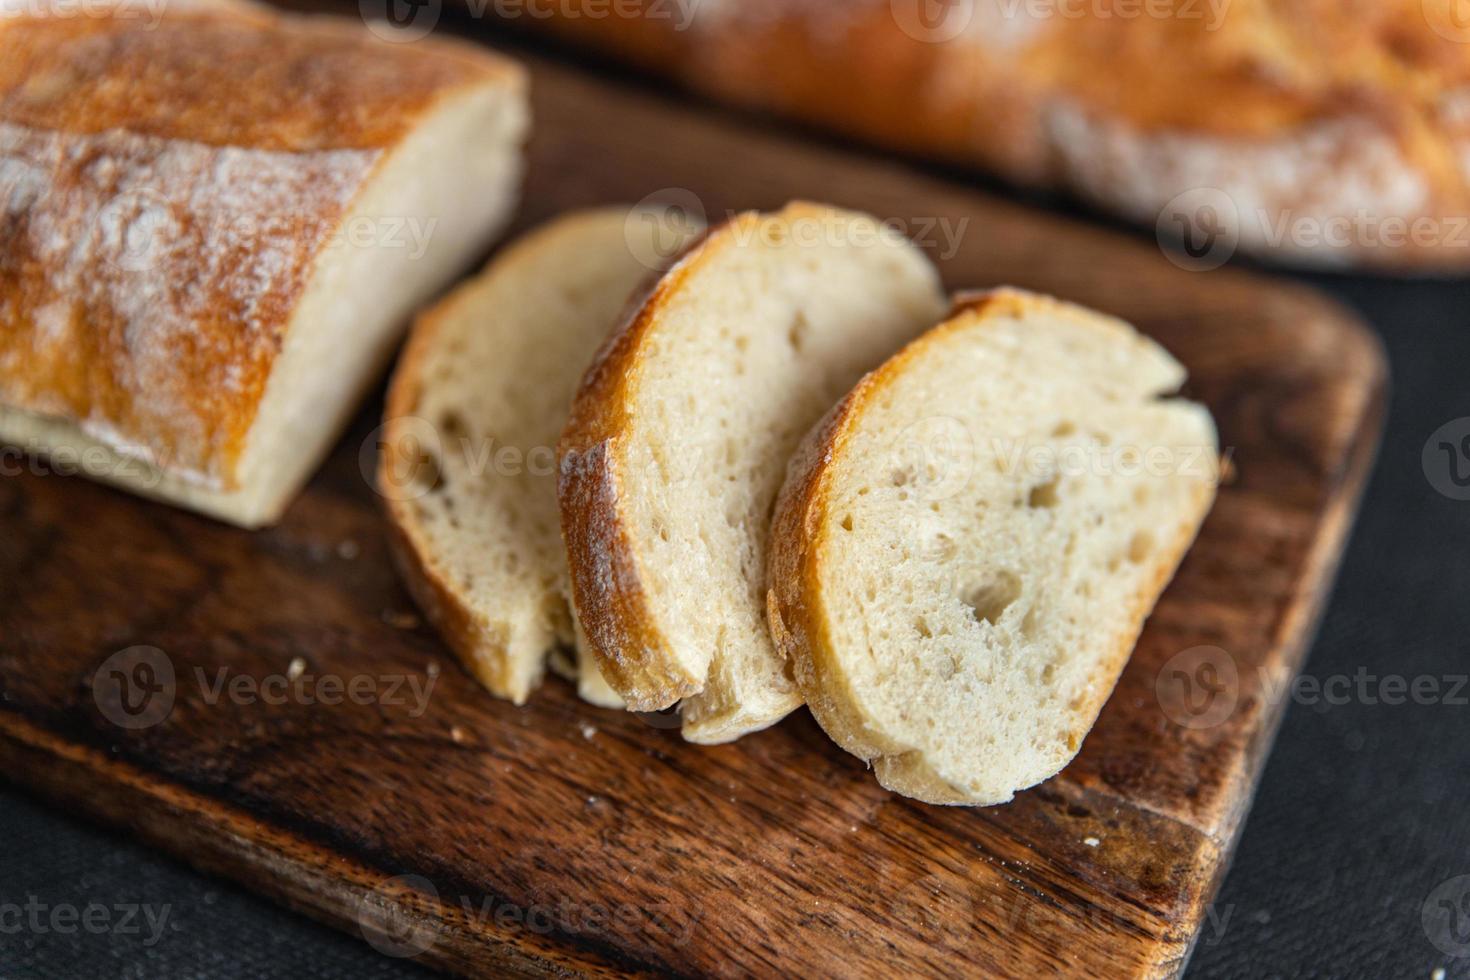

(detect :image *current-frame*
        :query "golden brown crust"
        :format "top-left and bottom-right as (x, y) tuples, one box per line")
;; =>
(553, 223), (729, 711)
(767, 289), (994, 766)
(558, 202), (862, 713)
(0, 3), (522, 487)
(511, 0), (1470, 268)
(765, 370), (886, 760)
(767, 287), (1218, 804)
(379, 282), (531, 701)
(0, 6), (515, 151)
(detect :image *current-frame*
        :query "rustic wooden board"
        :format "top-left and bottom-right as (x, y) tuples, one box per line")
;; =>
(0, 32), (1386, 979)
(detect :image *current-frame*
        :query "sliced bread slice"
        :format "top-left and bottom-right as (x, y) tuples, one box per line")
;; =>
(559, 202), (947, 743)
(382, 207), (699, 705)
(766, 288), (1219, 804)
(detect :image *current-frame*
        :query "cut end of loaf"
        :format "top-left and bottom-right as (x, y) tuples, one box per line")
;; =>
(0, 5), (528, 526)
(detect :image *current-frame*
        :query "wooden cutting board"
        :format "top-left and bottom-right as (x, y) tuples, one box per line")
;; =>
(0, 29), (1386, 979)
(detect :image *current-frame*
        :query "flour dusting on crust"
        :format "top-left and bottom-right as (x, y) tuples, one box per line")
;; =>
(1047, 101), (1432, 265)
(0, 121), (377, 486)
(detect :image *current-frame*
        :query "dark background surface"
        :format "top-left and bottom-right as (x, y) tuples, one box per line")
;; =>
(3, 15), (1470, 980)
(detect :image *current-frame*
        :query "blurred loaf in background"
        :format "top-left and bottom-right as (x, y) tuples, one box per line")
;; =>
(508, 0), (1470, 272)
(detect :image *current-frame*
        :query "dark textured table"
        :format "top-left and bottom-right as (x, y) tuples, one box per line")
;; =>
(3, 20), (1469, 976)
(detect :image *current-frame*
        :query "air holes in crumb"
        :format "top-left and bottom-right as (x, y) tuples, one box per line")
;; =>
(787, 312), (810, 351)
(413, 451), (444, 493)
(1052, 421), (1076, 438)
(734, 335), (750, 353)
(1128, 531), (1154, 563)
(964, 571), (1021, 625)
(915, 618), (932, 639)
(891, 467), (911, 487)
(439, 410), (467, 441)
(840, 514), (854, 532)
(1028, 476), (1060, 509)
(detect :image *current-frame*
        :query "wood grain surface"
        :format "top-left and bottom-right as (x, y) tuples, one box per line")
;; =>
(0, 27), (1386, 979)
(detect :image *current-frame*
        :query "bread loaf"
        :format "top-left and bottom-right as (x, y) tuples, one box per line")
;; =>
(0, 0), (528, 526)
(504, 0), (1470, 272)
(558, 202), (947, 743)
(766, 288), (1218, 804)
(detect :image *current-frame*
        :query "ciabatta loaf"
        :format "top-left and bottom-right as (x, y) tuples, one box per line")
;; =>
(767, 288), (1218, 804)
(0, 1), (527, 527)
(559, 203), (947, 743)
(506, 0), (1470, 272)
(383, 209), (697, 705)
